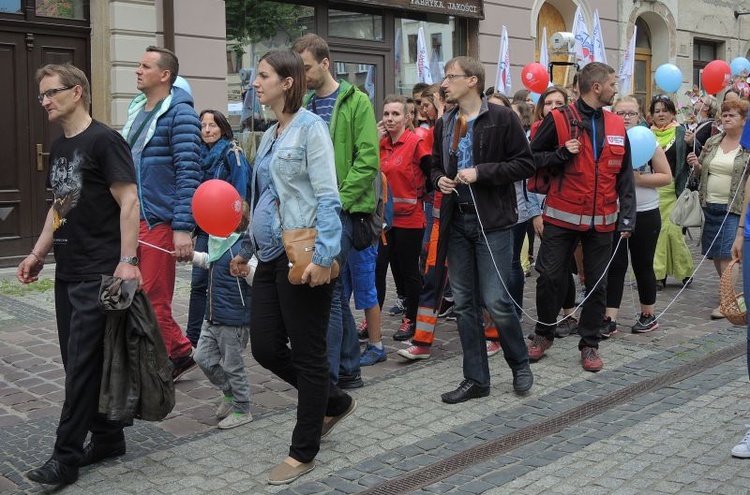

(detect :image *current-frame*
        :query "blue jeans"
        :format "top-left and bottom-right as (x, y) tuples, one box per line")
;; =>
(326, 212), (361, 382)
(744, 240), (750, 380)
(447, 213), (530, 387)
(186, 232), (209, 346)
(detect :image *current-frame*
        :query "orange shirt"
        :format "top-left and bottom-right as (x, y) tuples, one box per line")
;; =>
(380, 129), (430, 229)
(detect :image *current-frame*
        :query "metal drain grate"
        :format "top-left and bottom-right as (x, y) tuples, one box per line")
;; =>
(359, 342), (745, 495)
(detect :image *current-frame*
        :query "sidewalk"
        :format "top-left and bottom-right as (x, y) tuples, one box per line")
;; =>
(0, 247), (748, 494)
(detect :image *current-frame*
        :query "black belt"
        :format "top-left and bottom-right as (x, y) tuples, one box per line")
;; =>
(456, 202), (476, 214)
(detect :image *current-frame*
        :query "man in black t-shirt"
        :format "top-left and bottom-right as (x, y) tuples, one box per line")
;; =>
(18, 64), (140, 486)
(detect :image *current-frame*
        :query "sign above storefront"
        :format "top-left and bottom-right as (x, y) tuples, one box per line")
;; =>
(348, 0), (484, 19)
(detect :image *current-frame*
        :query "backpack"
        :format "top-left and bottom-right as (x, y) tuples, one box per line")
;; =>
(351, 171), (393, 251)
(527, 106), (583, 195)
(224, 141), (252, 202)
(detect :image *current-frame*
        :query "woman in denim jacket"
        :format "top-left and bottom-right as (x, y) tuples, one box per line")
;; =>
(230, 50), (355, 486)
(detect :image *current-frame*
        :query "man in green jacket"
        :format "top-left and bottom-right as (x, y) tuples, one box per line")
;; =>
(293, 34), (380, 393)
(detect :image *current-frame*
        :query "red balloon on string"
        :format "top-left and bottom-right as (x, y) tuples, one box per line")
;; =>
(521, 63), (550, 94)
(192, 179), (243, 237)
(702, 60), (732, 95)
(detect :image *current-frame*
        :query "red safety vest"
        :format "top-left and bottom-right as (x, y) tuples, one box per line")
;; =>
(543, 105), (626, 232)
(380, 129), (429, 229)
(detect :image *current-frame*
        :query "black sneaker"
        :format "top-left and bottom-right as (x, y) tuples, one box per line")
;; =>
(554, 315), (579, 338)
(388, 297), (405, 316)
(171, 352), (197, 382)
(338, 373), (364, 389)
(632, 313), (658, 333)
(393, 318), (415, 341)
(600, 318), (618, 339)
(438, 299), (455, 318)
(357, 320), (369, 341)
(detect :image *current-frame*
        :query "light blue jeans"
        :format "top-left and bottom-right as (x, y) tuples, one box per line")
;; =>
(194, 322), (251, 413)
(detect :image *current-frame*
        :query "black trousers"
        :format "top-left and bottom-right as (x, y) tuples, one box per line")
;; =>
(534, 223), (613, 349)
(376, 227), (425, 322)
(250, 254), (351, 464)
(606, 208), (661, 309)
(53, 279), (124, 466)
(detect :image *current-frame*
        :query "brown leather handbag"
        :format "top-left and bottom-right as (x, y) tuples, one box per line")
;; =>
(282, 228), (340, 285)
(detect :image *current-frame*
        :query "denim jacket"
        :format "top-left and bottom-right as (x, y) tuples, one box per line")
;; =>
(243, 109), (341, 267)
(515, 180), (542, 224)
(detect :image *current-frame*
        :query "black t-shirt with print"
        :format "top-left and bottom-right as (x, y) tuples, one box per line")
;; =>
(48, 120), (137, 281)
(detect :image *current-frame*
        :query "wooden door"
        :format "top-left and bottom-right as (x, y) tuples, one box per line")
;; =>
(0, 31), (87, 266)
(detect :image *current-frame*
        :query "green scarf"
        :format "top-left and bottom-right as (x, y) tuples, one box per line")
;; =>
(652, 126), (677, 150)
(208, 233), (241, 263)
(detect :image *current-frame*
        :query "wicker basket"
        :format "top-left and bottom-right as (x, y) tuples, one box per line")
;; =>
(719, 259), (747, 326)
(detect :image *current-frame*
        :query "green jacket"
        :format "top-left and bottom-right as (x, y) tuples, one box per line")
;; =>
(303, 80), (379, 214)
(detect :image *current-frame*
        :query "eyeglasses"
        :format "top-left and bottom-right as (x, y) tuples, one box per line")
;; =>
(443, 74), (471, 82)
(37, 86), (74, 104)
(615, 111), (639, 118)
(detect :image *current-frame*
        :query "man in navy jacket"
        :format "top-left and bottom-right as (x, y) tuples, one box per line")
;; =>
(121, 46), (201, 379)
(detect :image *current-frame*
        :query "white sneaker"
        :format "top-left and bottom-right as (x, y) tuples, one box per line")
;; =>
(218, 412), (253, 429)
(732, 425), (750, 458)
(216, 397), (233, 420)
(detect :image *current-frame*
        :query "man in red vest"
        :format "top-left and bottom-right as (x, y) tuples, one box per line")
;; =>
(527, 62), (636, 372)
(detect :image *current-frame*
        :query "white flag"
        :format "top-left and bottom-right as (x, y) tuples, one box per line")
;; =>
(416, 27), (433, 84)
(494, 25), (512, 95)
(539, 26), (549, 71)
(571, 7), (594, 67)
(618, 26), (637, 96)
(592, 10), (607, 64)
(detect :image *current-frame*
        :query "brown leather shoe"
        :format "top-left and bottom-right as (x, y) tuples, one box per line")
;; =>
(527, 335), (553, 361)
(581, 346), (603, 372)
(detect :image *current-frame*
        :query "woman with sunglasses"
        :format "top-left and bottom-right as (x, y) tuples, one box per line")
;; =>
(650, 94), (695, 289)
(687, 98), (750, 319)
(603, 96), (672, 335)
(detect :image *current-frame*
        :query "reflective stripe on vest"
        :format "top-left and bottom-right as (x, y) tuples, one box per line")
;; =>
(393, 197), (418, 204)
(432, 206), (440, 219)
(544, 205), (618, 226)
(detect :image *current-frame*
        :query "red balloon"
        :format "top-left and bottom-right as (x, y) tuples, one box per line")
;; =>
(702, 60), (731, 95)
(521, 63), (550, 94)
(192, 179), (243, 237)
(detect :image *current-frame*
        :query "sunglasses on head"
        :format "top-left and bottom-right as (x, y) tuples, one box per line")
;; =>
(652, 94), (671, 102)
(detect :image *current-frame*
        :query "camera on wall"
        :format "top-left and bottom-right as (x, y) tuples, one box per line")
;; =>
(551, 31), (575, 52)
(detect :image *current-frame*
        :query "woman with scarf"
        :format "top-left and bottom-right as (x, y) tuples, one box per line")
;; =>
(186, 110), (251, 347)
(651, 95), (695, 289)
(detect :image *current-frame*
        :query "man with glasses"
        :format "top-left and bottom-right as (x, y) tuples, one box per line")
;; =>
(431, 56), (535, 403)
(121, 46), (202, 380)
(527, 62), (636, 372)
(20, 64), (140, 485)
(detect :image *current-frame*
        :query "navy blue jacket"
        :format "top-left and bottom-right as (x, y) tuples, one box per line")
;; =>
(122, 87), (202, 232)
(206, 236), (251, 326)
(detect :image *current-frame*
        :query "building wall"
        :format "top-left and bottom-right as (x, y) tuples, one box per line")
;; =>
(90, 0), (226, 129)
(477, 0), (750, 98)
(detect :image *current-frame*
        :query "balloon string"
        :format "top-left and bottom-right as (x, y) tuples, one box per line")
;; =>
(138, 239), (174, 255)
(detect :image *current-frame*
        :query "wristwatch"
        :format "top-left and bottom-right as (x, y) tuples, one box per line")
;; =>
(120, 256), (139, 266)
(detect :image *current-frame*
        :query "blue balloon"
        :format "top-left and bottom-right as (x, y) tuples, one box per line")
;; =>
(654, 64), (682, 93)
(731, 57), (750, 77)
(173, 76), (192, 96)
(627, 126), (658, 169)
(530, 91), (540, 104)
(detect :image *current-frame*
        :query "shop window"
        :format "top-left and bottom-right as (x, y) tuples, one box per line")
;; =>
(35, 0), (85, 19)
(693, 39), (720, 89)
(396, 18), (460, 94)
(329, 9), (383, 41)
(335, 62), (348, 75)
(0, 0), (21, 13)
(227, 50), (242, 74)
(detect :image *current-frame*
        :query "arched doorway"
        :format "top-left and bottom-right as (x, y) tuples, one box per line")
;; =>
(536, 1), (577, 88)
(634, 17), (652, 103)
